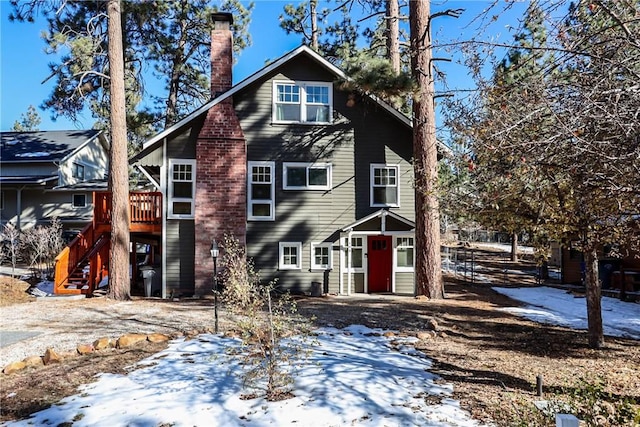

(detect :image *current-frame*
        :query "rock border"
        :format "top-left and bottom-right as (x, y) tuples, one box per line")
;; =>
(1, 327), (220, 375)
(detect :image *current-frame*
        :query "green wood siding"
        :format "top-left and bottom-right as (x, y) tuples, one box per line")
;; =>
(394, 272), (415, 295)
(167, 125), (198, 159)
(165, 219), (195, 296)
(161, 124), (200, 296)
(235, 53), (414, 294)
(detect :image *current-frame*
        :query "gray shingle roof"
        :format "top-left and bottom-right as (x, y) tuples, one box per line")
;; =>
(0, 130), (102, 163)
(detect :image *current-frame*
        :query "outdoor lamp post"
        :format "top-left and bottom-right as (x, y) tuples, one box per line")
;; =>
(210, 240), (219, 334)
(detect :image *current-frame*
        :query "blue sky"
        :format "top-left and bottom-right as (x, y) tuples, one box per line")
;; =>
(0, 0), (527, 132)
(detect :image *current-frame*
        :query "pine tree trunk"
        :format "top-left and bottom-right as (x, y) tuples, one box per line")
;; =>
(165, 17), (188, 127)
(310, 0), (318, 51)
(410, 0), (443, 299)
(584, 245), (604, 348)
(386, 0), (400, 74)
(511, 232), (518, 262)
(107, 0), (131, 301)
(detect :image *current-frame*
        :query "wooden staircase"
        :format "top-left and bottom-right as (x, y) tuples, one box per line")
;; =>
(53, 191), (162, 295)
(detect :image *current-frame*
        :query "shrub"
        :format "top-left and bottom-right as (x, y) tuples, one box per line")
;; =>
(492, 377), (639, 427)
(562, 377), (639, 427)
(219, 235), (314, 401)
(20, 218), (64, 279)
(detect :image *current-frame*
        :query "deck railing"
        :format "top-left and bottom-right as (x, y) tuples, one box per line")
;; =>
(54, 191), (162, 294)
(94, 191), (162, 226)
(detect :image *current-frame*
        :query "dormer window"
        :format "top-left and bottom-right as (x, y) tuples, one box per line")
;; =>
(72, 163), (85, 180)
(273, 81), (332, 124)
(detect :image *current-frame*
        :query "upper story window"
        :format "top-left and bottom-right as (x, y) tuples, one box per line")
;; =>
(168, 159), (196, 219)
(72, 163), (85, 180)
(248, 161), (275, 221)
(370, 164), (399, 207)
(283, 162), (332, 190)
(273, 81), (332, 124)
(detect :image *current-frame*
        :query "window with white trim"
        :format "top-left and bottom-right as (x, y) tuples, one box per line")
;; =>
(396, 237), (414, 271)
(370, 164), (399, 207)
(72, 163), (85, 180)
(345, 237), (364, 270)
(279, 242), (302, 270)
(311, 242), (333, 270)
(168, 159), (196, 218)
(248, 161), (275, 221)
(283, 162), (331, 190)
(273, 81), (332, 124)
(72, 194), (87, 208)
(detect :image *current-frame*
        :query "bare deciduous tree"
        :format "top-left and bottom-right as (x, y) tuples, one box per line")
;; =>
(445, 0), (640, 348)
(220, 236), (313, 400)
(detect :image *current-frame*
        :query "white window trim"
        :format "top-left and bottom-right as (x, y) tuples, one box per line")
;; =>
(344, 236), (365, 273)
(395, 236), (415, 272)
(168, 159), (196, 219)
(247, 161), (275, 221)
(310, 242), (333, 270)
(72, 162), (86, 180)
(72, 193), (87, 209)
(279, 242), (302, 270)
(370, 163), (400, 208)
(272, 80), (333, 124)
(283, 162), (332, 190)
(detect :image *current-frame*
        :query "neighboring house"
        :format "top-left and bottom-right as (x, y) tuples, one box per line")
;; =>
(0, 130), (109, 231)
(128, 13), (438, 299)
(557, 242), (640, 292)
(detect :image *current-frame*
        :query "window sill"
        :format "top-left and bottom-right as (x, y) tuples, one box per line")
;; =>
(271, 121), (332, 126)
(167, 215), (195, 220)
(283, 187), (331, 191)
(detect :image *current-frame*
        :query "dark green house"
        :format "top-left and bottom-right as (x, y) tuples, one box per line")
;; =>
(130, 13), (419, 298)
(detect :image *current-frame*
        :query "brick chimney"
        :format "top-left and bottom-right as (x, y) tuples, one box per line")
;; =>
(210, 12), (233, 97)
(194, 12), (246, 297)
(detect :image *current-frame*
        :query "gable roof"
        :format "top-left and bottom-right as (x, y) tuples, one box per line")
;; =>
(0, 130), (103, 163)
(341, 209), (415, 232)
(131, 45), (421, 164)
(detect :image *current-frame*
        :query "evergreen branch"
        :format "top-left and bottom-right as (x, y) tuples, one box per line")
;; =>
(591, 0), (634, 39)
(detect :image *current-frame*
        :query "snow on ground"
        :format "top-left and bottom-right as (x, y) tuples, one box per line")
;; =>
(4, 325), (483, 427)
(468, 242), (535, 254)
(4, 259), (639, 426)
(493, 286), (640, 340)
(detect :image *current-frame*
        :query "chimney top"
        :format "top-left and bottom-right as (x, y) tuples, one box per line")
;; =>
(211, 12), (234, 26)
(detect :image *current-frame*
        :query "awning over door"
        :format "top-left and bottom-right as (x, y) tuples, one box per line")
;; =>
(341, 209), (414, 233)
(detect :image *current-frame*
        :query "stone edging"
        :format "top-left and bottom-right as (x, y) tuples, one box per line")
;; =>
(1, 328), (217, 375)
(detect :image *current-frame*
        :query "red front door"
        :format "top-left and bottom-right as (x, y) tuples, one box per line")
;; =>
(368, 235), (392, 293)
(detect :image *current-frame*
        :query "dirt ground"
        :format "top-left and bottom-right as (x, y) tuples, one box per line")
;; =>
(1, 248), (639, 425)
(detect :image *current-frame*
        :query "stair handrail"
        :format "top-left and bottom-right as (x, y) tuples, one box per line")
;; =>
(53, 221), (96, 293)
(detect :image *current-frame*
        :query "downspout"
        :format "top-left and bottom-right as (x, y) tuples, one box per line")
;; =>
(16, 187), (23, 230)
(161, 138), (168, 299)
(339, 233), (344, 295)
(347, 228), (353, 296)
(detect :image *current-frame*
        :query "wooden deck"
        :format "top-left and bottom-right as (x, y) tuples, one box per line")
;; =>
(54, 191), (162, 295)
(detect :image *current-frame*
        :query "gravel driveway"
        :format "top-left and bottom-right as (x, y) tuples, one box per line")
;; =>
(0, 296), (223, 367)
